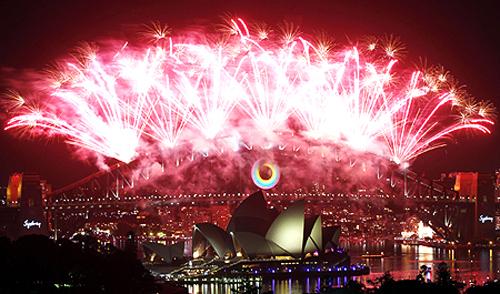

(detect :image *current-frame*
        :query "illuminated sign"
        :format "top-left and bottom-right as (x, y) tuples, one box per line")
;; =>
(23, 219), (42, 229)
(479, 214), (494, 224)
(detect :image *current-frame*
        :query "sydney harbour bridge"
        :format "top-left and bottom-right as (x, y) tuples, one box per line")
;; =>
(38, 156), (498, 244)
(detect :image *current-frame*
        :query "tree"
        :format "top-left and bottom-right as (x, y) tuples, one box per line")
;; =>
(435, 262), (465, 292)
(466, 280), (500, 294)
(436, 262), (452, 285)
(0, 234), (160, 293)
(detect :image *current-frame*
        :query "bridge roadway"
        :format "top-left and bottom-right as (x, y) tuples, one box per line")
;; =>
(44, 192), (479, 211)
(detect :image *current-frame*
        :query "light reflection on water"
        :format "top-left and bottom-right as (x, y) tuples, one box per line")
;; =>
(188, 276), (350, 294)
(187, 243), (499, 294)
(350, 243), (500, 285)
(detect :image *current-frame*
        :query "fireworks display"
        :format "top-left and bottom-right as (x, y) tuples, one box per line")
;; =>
(3, 18), (495, 168)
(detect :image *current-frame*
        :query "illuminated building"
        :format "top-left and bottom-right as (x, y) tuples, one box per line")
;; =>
(144, 191), (364, 279)
(0, 172), (48, 238)
(6, 173), (22, 207)
(443, 171), (497, 242)
(191, 191), (341, 260)
(452, 172), (478, 200)
(475, 172), (496, 241)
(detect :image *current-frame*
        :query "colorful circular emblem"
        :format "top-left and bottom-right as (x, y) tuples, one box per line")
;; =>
(251, 159), (280, 190)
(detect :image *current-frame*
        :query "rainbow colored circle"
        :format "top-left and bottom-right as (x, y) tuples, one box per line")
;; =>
(251, 160), (280, 190)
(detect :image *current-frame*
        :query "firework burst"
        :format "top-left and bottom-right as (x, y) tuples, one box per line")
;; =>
(3, 19), (495, 167)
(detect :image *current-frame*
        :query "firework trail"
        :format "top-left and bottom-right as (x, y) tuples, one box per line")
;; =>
(3, 19), (495, 168)
(384, 71), (494, 164)
(6, 49), (150, 163)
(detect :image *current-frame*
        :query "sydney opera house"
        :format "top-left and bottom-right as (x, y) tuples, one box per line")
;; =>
(192, 191), (341, 260)
(144, 191), (369, 279)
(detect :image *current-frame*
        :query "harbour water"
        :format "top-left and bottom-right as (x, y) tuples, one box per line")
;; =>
(350, 242), (499, 286)
(187, 243), (500, 294)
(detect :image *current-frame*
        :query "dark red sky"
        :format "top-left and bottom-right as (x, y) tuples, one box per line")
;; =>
(0, 0), (499, 187)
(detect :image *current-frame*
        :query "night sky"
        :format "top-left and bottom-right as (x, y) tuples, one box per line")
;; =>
(0, 0), (499, 188)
